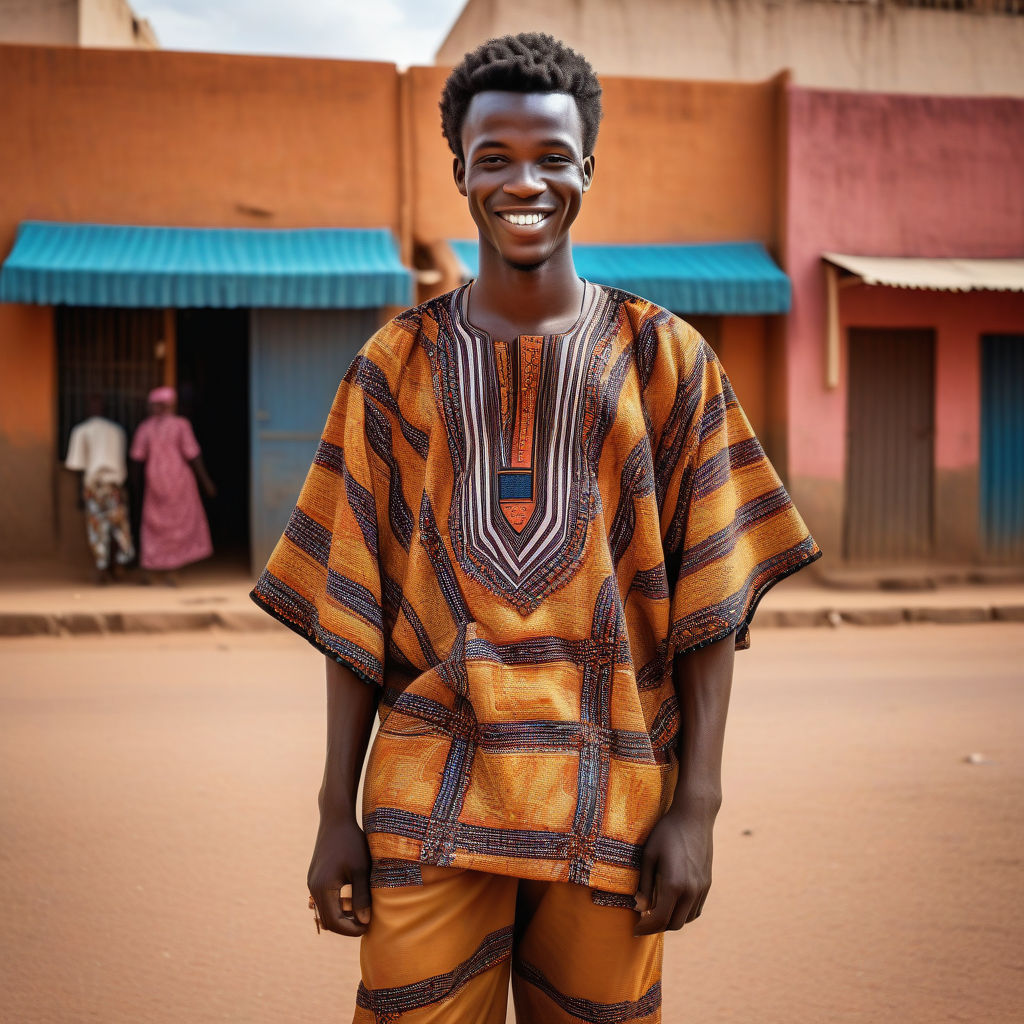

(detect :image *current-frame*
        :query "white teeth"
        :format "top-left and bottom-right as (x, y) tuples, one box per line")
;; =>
(502, 212), (546, 226)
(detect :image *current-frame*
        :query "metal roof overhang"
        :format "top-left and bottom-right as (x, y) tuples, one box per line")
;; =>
(821, 253), (1024, 389)
(449, 239), (791, 314)
(823, 253), (1024, 293)
(0, 222), (414, 308)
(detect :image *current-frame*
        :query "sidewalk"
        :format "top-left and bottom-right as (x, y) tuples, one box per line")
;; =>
(0, 562), (1021, 638)
(0, 563), (270, 637)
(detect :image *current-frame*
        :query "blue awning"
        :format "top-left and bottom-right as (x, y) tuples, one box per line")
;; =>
(449, 239), (790, 314)
(0, 222), (413, 308)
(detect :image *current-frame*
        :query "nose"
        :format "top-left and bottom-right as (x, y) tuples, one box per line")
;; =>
(502, 162), (545, 199)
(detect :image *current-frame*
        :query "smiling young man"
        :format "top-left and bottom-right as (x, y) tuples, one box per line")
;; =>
(252, 32), (819, 1023)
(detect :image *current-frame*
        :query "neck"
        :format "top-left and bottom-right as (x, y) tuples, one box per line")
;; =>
(470, 238), (584, 337)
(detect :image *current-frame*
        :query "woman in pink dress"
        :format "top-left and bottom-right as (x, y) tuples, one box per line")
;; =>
(130, 386), (216, 583)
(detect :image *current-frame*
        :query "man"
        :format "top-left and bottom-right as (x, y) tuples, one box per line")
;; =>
(252, 32), (819, 1022)
(64, 395), (135, 584)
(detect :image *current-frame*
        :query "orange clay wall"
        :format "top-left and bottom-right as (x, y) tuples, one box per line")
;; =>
(0, 44), (403, 558)
(407, 65), (783, 250)
(0, 46), (784, 559)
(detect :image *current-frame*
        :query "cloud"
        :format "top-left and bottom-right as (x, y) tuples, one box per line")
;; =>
(132, 0), (466, 66)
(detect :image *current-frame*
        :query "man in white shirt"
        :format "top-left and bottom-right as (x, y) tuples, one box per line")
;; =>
(65, 396), (136, 583)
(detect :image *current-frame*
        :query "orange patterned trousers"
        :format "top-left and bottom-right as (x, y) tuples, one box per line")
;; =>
(353, 862), (663, 1023)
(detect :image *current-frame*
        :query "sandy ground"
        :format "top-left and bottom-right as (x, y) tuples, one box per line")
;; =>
(0, 624), (1021, 1023)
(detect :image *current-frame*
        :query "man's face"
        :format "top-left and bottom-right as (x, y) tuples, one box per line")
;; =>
(455, 91), (594, 271)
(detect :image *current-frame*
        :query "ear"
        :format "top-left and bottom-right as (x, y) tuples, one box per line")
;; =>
(582, 154), (596, 193)
(454, 156), (467, 197)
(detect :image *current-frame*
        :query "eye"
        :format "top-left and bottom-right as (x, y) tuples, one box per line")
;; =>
(476, 154), (507, 166)
(542, 154), (571, 165)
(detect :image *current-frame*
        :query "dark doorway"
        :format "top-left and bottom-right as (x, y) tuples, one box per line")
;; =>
(176, 310), (250, 565)
(55, 307), (168, 564)
(844, 327), (935, 563)
(55, 306), (166, 456)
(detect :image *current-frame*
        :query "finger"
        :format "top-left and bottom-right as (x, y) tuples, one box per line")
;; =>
(314, 886), (362, 936)
(634, 850), (657, 914)
(339, 882), (354, 919)
(635, 876), (673, 936)
(351, 868), (372, 926)
(668, 891), (696, 931)
(314, 889), (369, 937)
(331, 916), (370, 937)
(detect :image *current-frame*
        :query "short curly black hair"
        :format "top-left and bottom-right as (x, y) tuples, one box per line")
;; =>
(440, 32), (603, 163)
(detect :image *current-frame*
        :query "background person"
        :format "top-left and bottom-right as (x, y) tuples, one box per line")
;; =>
(64, 394), (135, 585)
(130, 385), (215, 585)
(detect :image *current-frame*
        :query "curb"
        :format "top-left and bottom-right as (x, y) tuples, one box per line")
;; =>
(0, 608), (280, 638)
(1, 604), (1023, 639)
(726, 604), (1024, 631)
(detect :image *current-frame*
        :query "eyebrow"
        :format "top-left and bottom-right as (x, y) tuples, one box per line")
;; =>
(473, 137), (575, 151)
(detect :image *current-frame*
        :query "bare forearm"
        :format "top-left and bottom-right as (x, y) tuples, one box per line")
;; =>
(308, 657), (378, 935)
(634, 632), (736, 933)
(669, 633), (735, 817)
(319, 657), (378, 821)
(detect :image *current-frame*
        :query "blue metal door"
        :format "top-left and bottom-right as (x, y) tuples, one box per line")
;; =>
(250, 308), (378, 573)
(981, 335), (1024, 562)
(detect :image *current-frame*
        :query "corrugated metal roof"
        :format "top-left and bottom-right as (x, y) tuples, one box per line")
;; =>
(824, 253), (1024, 293)
(449, 240), (791, 314)
(0, 222), (413, 308)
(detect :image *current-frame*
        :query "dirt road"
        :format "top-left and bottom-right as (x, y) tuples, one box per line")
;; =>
(1, 624), (1021, 1023)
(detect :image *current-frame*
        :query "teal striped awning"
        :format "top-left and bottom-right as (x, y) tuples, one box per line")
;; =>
(449, 240), (790, 314)
(0, 222), (413, 308)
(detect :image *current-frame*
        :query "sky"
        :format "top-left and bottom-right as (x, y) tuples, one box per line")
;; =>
(131, 0), (469, 67)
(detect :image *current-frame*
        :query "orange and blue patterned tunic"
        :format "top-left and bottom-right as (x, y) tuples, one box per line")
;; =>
(251, 282), (820, 896)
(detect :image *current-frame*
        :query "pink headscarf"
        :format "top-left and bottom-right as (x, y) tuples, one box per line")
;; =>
(148, 386), (177, 406)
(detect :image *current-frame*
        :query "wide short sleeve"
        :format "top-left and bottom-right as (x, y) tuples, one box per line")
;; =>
(655, 321), (820, 658)
(250, 355), (387, 687)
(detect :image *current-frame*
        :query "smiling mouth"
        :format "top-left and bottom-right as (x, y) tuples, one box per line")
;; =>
(497, 211), (551, 226)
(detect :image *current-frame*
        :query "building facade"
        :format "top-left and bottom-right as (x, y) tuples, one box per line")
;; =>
(1, 40), (1021, 572)
(437, 0), (1024, 97)
(0, 44), (409, 571)
(0, 0), (158, 49)
(783, 87), (1024, 565)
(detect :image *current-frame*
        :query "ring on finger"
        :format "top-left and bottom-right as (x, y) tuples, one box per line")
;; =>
(307, 894), (323, 935)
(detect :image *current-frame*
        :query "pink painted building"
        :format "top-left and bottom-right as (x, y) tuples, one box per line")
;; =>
(783, 87), (1024, 565)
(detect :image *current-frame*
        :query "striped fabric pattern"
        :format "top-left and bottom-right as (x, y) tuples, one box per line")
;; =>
(251, 284), (820, 896)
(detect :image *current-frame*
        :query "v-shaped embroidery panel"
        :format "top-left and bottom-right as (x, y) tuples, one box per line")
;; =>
(435, 283), (615, 615)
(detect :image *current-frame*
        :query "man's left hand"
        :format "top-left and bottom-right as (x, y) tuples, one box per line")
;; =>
(633, 806), (715, 935)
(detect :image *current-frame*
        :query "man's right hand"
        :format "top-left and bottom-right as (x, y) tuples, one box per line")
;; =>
(307, 814), (373, 936)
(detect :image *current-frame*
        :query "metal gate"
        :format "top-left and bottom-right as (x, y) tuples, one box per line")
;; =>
(981, 334), (1024, 562)
(55, 307), (166, 456)
(250, 308), (378, 572)
(844, 328), (935, 563)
